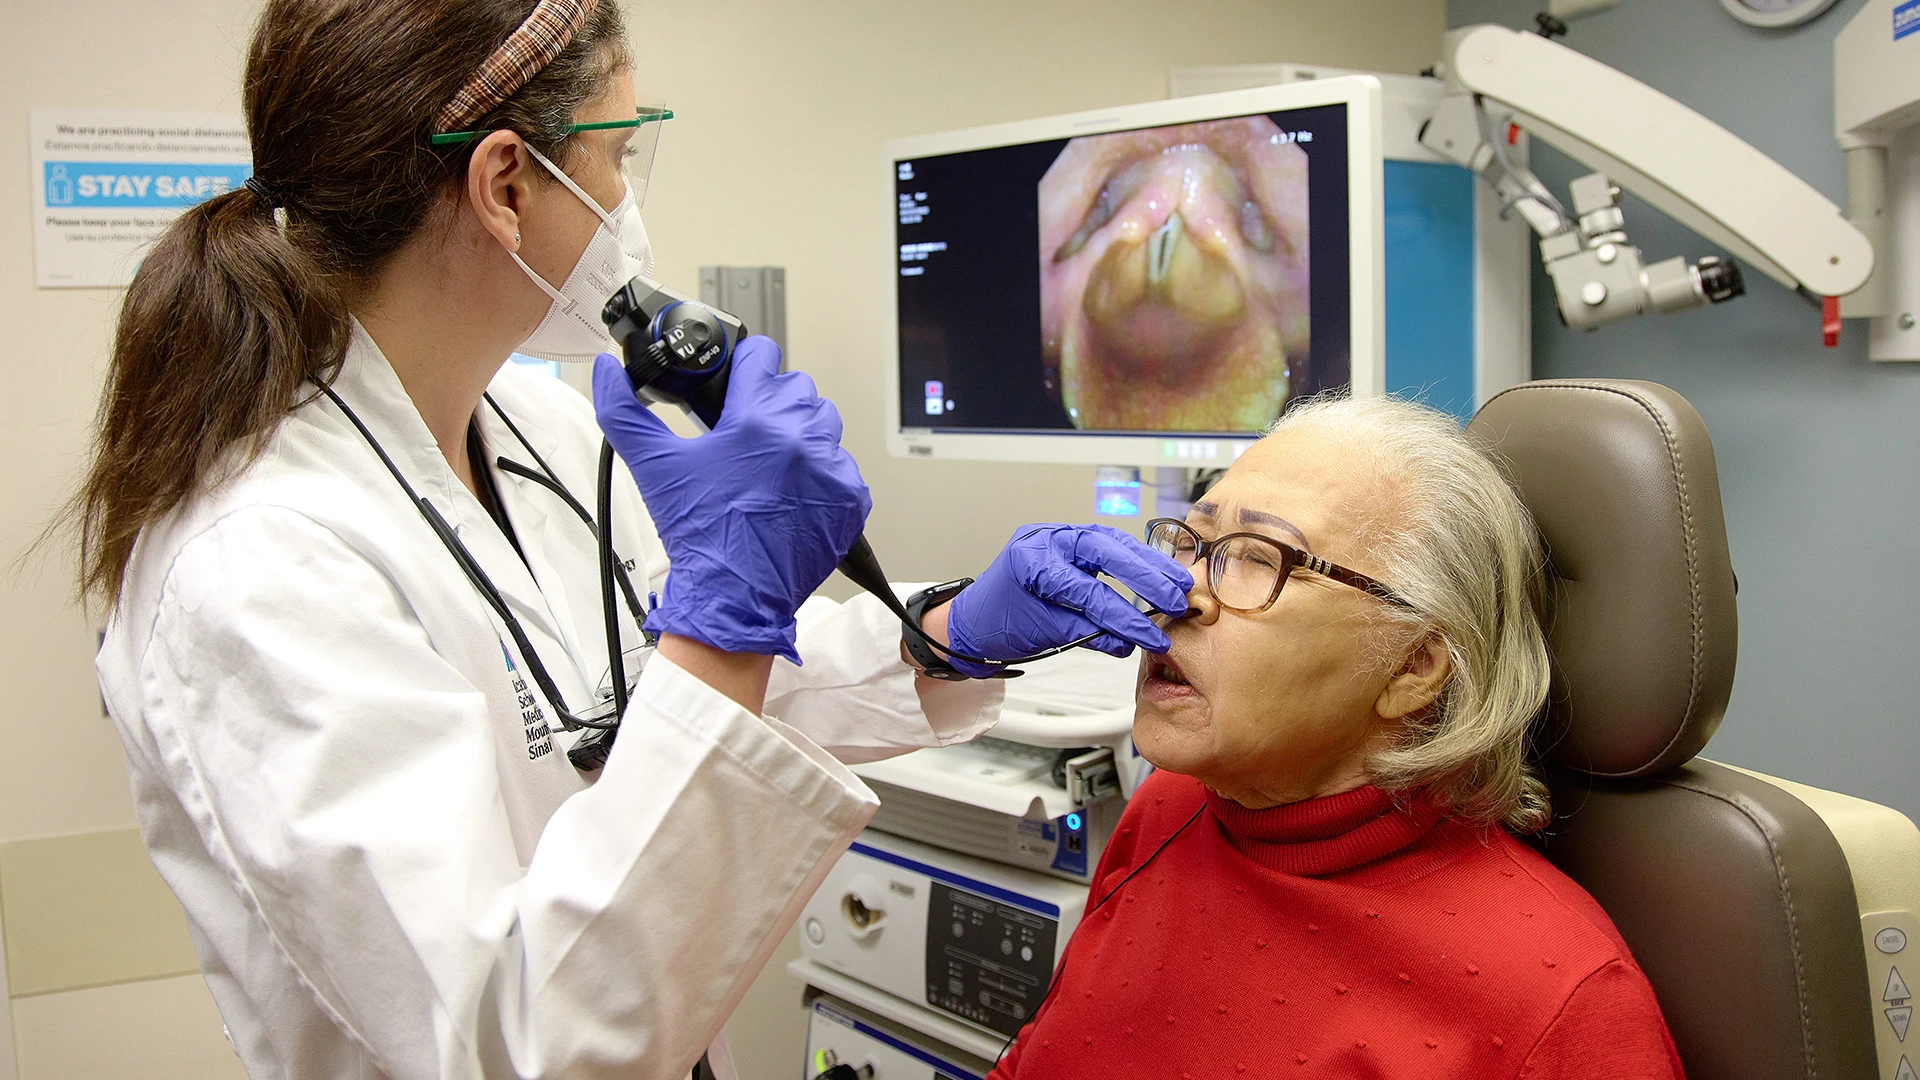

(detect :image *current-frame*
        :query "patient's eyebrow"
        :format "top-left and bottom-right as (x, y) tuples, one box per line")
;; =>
(1239, 508), (1312, 551)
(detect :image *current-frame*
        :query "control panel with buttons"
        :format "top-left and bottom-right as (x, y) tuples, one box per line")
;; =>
(799, 829), (1090, 1041)
(924, 881), (1059, 1036)
(1867, 909), (1920, 1080)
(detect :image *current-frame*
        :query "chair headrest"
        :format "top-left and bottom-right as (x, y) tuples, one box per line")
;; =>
(1467, 380), (1737, 777)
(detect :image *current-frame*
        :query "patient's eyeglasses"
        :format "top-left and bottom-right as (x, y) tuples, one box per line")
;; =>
(1145, 517), (1413, 614)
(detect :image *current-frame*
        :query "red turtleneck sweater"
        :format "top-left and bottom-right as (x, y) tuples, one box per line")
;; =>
(988, 772), (1684, 1079)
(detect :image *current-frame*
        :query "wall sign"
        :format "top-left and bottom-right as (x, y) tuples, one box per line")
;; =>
(29, 109), (251, 288)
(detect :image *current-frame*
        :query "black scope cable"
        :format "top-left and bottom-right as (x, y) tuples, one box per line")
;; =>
(483, 394), (651, 633)
(993, 801), (1208, 1069)
(833, 539), (1118, 674)
(579, 444), (628, 771)
(479, 396), (648, 769)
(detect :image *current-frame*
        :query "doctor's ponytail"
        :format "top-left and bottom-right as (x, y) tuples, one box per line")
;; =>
(76, 178), (347, 607)
(72, 0), (629, 607)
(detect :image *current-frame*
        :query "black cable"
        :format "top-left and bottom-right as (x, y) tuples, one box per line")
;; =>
(479, 393), (650, 766)
(515, 440), (1102, 675)
(415, 501), (618, 730)
(833, 538), (1114, 672)
(482, 393), (649, 630)
(489, 390), (1073, 695)
(566, 450), (629, 771)
(904, 612), (1104, 670)
(993, 801), (1208, 1069)
(321, 385), (620, 731)
(597, 443), (629, 725)
(495, 456), (649, 628)
(481, 393), (564, 488)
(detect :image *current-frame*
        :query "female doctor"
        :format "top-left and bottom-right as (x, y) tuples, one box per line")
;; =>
(81, 1), (1192, 1078)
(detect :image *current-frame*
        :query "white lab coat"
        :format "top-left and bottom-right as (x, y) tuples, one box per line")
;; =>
(95, 322), (1002, 1080)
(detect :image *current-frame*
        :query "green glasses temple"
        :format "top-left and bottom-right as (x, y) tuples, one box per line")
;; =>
(430, 106), (673, 147)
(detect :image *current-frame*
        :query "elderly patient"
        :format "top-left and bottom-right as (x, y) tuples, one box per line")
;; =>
(989, 396), (1683, 1079)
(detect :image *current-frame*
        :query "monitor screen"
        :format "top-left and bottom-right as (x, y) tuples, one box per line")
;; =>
(895, 101), (1354, 451)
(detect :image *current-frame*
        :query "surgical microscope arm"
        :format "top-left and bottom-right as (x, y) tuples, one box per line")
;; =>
(1418, 23), (1873, 334)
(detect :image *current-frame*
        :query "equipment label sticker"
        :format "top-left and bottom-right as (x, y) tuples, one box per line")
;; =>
(29, 109), (250, 288)
(1897, 0), (1920, 41)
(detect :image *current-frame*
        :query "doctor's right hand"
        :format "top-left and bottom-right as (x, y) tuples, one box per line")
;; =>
(942, 523), (1194, 678)
(592, 338), (871, 663)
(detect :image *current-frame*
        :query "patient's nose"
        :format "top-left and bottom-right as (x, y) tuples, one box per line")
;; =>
(1183, 575), (1220, 624)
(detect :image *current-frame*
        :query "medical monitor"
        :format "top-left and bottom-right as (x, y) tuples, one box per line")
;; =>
(885, 77), (1383, 467)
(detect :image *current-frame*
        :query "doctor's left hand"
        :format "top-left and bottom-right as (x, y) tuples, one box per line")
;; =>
(592, 339), (870, 663)
(940, 523), (1194, 678)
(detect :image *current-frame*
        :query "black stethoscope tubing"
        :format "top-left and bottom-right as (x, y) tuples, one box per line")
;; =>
(482, 398), (651, 636)
(321, 383), (643, 734)
(495, 454), (649, 624)
(477, 392), (648, 729)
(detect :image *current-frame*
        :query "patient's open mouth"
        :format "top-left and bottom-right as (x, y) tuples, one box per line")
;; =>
(1143, 655), (1197, 702)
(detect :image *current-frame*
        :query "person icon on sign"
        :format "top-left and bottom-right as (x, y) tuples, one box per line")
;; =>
(47, 165), (73, 205)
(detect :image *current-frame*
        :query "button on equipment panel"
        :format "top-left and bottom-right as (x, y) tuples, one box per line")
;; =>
(1888, 1005), (1912, 1043)
(1870, 911), (1920, 1080)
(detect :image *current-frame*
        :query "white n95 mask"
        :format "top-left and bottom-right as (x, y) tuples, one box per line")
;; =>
(511, 143), (655, 364)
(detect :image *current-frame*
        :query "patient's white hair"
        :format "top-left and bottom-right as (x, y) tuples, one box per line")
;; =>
(1268, 393), (1552, 832)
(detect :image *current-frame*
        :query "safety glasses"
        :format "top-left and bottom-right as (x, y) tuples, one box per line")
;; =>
(1144, 517), (1413, 614)
(431, 102), (673, 207)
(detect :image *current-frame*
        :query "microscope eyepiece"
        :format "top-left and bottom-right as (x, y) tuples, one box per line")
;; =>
(1697, 256), (1745, 304)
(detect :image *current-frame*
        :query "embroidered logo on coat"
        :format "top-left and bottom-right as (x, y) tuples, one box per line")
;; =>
(502, 642), (554, 760)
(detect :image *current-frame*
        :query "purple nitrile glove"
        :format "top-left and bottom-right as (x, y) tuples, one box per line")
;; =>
(591, 337), (871, 662)
(943, 523), (1194, 678)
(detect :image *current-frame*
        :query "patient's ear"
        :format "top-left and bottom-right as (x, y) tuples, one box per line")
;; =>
(1375, 634), (1451, 721)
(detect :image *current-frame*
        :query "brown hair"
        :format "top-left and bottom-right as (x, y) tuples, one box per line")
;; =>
(71, 0), (628, 606)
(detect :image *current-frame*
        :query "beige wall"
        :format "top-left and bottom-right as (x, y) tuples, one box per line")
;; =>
(0, 0), (1443, 1075)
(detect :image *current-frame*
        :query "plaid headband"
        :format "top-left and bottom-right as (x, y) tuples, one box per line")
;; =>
(433, 0), (602, 136)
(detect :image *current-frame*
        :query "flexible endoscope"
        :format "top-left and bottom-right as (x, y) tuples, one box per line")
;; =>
(598, 276), (1105, 675)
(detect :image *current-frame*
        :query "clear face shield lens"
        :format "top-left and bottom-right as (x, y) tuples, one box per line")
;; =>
(621, 102), (668, 209)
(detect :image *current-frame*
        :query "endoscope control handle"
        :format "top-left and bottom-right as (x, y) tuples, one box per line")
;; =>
(603, 276), (740, 433)
(630, 336), (728, 432)
(603, 276), (902, 616)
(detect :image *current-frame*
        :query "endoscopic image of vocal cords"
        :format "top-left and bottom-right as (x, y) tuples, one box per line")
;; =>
(1039, 116), (1310, 432)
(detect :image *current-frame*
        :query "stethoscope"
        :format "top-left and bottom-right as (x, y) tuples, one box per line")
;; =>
(327, 382), (724, 1079)
(322, 383), (643, 771)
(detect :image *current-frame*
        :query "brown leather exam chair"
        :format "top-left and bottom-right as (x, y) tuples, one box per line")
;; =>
(1468, 380), (1920, 1080)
